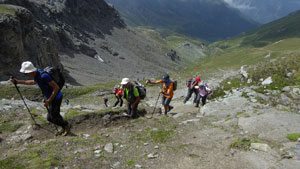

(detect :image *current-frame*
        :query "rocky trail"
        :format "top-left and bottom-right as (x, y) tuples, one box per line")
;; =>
(1, 72), (300, 169)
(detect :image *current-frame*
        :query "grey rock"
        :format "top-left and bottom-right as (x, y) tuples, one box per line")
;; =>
(251, 143), (271, 152)
(240, 65), (248, 79)
(256, 93), (270, 102)
(113, 162), (120, 168)
(247, 79), (252, 84)
(286, 72), (293, 78)
(280, 94), (292, 106)
(135, 164), (142, 168)
(147, 153), (158, 159)
(82, 134), (90, 139)
(262, 77), (273, 85)
(104, 143), (114, 153)
(282, 86), (291, 92)
(8, 134), (32, 143)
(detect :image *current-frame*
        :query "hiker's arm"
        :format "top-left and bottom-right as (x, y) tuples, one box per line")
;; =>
(44, 81), (59, 107)
(146, 80), (160, 85)
(190, 81), (197, 89)
(10, 78), (36, 85)
(131, 96), (140, 108)
(162, 83), (173, 96)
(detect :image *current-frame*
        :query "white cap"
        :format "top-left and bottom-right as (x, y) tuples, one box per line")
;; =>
(121, 78), (129, 85)
(20, 61), (37, 73)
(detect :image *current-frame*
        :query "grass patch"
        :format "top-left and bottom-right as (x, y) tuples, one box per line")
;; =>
(230, 137), (262, 151)
(236, 112), (244, 116)
(188, 154), (200, 158)
(286, 133), (300, 142)
(0, 123), (23, 133)
(130, 128), (176, 143)
(0, 4), (16, 16)
(0, 157), (25, 169)
(126, 160), (135, 166)
(225, 117), (233, 122)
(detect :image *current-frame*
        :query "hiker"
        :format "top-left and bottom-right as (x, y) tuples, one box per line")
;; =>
(9, 61), (71, 136)
(103, 96), (108, 107)
(112, 85), (123, 107)
(146, 74), (174, 116)
(195, 82), (212, 107)
(121, 78), (141, 118)
(65, 99), (69, 105)
(184, 77), (201, 104)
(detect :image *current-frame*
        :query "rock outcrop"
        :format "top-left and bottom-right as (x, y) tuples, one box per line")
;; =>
(0, 0), (125, 82)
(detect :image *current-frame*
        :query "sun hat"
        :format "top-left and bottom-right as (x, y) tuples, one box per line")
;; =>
(121, 78), (130, 85)
(20, 61), (37, 73)
(199, 82), (205, 87)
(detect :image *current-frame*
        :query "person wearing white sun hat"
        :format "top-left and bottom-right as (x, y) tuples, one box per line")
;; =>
(121, 78), (141, 118)
(10, 61), (71, 136)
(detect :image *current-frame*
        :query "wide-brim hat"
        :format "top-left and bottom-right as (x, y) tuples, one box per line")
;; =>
(20, 61), (37, 73)
(121, 78), (130, 85)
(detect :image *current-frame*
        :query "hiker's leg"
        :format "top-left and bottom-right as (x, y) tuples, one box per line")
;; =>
(184, 88), (192, 103)
(202, 95), (207, 106)
(162, 96), (168, 114)
(131, 103), (139, 118)
(114, 97), (119, 107)
(165, 97), (173, 112)
(192, 89), (198, 103)
(195, 94), (200, 107)
(120, 98), (123, 107)
(127, 104), (132, 115)
(49, 98), (68, 127)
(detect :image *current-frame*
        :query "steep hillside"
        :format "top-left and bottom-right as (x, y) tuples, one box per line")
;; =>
(239, 10), (300, 47)
(0, 0), (201, 85)
(106, 0), (258, 42)
(224, 0), (300, 24)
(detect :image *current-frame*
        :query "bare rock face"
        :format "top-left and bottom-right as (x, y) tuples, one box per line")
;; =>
(0, 0), (125, 82)
(0, 4), (62, 80)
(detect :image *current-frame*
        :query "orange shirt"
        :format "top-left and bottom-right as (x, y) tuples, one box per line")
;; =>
(157, 80), (174, 98)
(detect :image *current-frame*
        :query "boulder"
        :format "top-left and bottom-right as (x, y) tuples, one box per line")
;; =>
(240, 65), (248, 79)
(286, 72), (293, 78)
(262, 77), (273, 85)
(251, 143), (271, 152)
(282, 86), (291, 92)
(104, 143), (114, 153)
(280, 94), (292, 106)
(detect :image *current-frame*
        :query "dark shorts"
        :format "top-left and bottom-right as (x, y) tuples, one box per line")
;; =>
(162, 96), (172, 106)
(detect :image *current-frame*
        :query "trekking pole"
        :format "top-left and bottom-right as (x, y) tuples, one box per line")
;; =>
(147, 92), (161, 119)
(11, 76), (40, 127)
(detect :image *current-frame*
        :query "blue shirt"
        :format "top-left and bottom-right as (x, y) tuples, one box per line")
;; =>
(34, 69), (62, 100)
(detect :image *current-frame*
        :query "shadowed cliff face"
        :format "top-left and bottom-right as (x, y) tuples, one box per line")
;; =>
(0, 0), (125, 83)
(0, 4), (61, 80)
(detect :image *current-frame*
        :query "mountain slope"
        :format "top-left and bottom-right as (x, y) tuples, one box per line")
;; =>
(106, 0), (258, 42)
(240, 10), (300, 47)
(224, 0), (300, 24)
(1, 0), (201, 85)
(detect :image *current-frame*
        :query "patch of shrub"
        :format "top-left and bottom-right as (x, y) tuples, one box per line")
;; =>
(286, 133), (300, 141)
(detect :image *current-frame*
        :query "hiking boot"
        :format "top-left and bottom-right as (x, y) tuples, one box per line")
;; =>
(56, 128), (65, 136)
(62, 124), (71, 136)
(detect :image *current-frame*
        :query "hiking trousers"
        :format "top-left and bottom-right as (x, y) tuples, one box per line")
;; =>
(195, 95), (207, 107)
(184, 88), (198, 103)
(47, 97), (68, 127)
(114, 95), (123, 107)
(127, 102), (139, 118)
